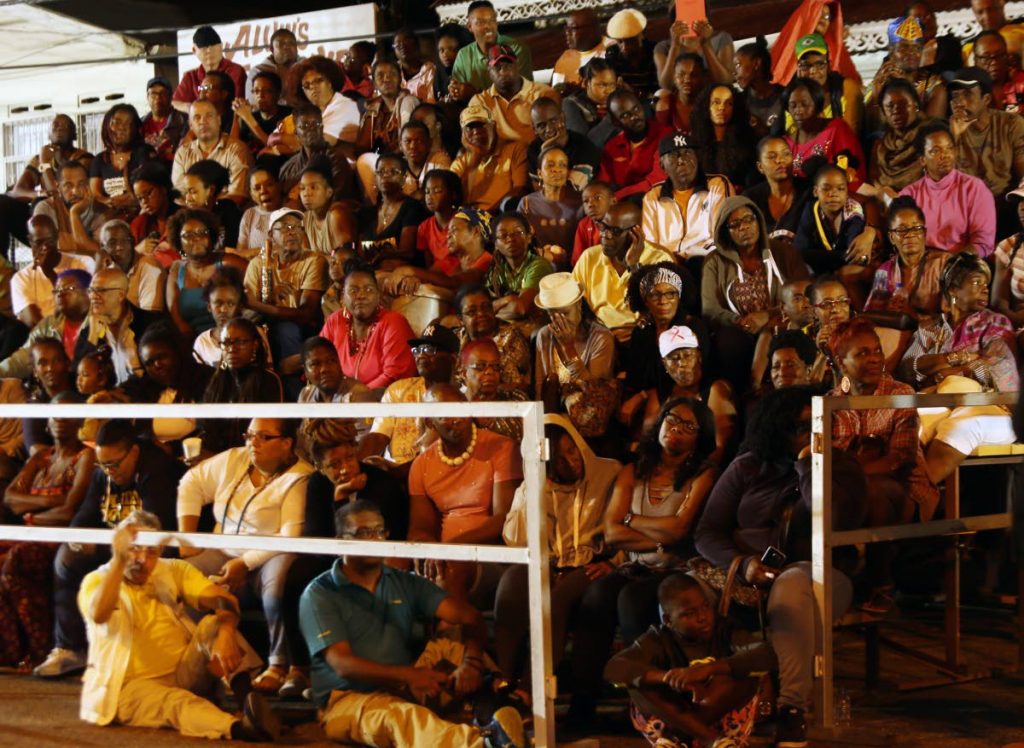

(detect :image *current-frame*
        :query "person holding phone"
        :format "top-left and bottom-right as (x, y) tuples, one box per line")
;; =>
(695, 386), (866, 748)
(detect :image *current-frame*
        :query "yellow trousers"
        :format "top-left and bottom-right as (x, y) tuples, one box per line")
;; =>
(113, 615), (262, 740)
(322, 690), (485, 748)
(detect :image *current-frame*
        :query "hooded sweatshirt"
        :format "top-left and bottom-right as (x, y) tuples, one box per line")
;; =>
(502, 414), (621, 567)
(701, 195), (810, 329)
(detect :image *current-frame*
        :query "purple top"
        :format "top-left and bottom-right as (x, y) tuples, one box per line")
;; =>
(899, 169), (996, 257)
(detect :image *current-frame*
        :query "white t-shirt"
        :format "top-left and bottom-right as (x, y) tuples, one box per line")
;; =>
(11, 253), (95, 317)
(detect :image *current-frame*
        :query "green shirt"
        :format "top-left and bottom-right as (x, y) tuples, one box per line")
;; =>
(451, 34), (534, 92)
(486, 251), (554, 297)
(300, 561), (448, 705)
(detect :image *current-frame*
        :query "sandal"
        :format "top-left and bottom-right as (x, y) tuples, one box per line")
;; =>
(278, 667), (310, 700)
(252, 665), (287, 694)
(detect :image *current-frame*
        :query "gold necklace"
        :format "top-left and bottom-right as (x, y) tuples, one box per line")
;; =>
(437, 424), (478, 467)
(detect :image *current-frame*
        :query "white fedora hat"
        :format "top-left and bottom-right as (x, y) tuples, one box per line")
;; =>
(535, 272), (584, 310)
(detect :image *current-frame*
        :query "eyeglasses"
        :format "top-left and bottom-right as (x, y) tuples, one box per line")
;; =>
(273, 222), (303, 234)
(342, 526), (389, 540)
(97, 450), (132, 473)
(645, 290), (680, 303)
(664, 413), (699, 433)
(88, 286), (123, 295)
(888, 225), (926, 239)
(244, 431), (286, 444)
(814, 297), (850, 311)
(597, 221), (631, 237)
(726, 215), (758, 231)
(220, 337), (255, 349)
(375, 167), (405, 178)
(411, 344), (440, 357)
(467, 362), (501, 373)
(180, 229), (210, 241)
(301, 76), (328, 91)
(495, 229), (527, 242)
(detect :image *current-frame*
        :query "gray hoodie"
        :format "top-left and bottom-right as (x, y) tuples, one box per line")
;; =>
(700, 195), (809, 329)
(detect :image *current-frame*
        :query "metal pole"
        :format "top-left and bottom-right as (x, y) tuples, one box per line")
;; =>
(522, 403), (555, 747)
(811, 395), (835, 728)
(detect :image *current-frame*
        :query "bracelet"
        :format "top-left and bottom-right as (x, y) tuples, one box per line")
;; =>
(911, 355), (924, 383)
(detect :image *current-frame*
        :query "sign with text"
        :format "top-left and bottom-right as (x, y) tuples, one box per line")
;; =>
(175, 4), (377, 73)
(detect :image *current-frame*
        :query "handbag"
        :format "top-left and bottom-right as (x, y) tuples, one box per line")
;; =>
(686, 555), (763, 612)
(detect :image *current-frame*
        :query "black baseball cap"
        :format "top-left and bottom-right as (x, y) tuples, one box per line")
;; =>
(193, 25), (222, 48)
(407, 326), (460, 354)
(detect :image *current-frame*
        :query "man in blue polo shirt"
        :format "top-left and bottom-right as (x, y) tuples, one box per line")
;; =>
(299, 500), (523, 747)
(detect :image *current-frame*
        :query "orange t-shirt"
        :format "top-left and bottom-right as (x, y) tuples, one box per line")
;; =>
(408, 428), (522, 542)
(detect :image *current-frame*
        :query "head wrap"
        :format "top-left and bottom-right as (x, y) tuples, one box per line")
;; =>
(452, 206), (493, 244)
(640, 267), (684, 297)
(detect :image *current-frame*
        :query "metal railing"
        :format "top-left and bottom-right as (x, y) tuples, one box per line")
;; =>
(811, 390), (1019, 738)
(0, 400), (556, 747)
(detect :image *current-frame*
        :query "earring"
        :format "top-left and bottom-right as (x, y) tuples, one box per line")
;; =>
(840, 375), (851, 394)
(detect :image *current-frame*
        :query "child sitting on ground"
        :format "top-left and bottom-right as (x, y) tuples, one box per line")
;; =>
(604, 573), (775, 748)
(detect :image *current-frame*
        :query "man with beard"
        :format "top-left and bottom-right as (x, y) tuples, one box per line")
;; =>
(598, 89), (673, 200)
(947, 67), (1024, 213)
(78, 511), (279, 742)
(35, 420), (184, 679)
(32, 161), (110, 254)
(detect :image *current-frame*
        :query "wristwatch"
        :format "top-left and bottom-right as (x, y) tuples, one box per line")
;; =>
(623, 512), (634, 527)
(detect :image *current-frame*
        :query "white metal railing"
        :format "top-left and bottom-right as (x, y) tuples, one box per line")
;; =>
(0, 400), (555, 748)
(811, 390), (1019, 736)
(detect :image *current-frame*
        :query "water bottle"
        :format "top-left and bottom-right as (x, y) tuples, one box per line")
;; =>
(834, 687), (852, 726)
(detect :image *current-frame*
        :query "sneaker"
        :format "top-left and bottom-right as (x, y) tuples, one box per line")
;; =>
(236, 692), (281, 743)
(277, 667), (309, 700)
(860, 587), (896, 615)
(482, 705), (525, 748)
(775, 705), (808, 748)
(33, 648), (86, 678)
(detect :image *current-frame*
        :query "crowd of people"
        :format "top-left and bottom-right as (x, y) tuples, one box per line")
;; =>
(0, 0), (1021, 746)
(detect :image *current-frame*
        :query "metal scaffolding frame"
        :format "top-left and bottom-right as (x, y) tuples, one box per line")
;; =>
(0, 400), (556, 747)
